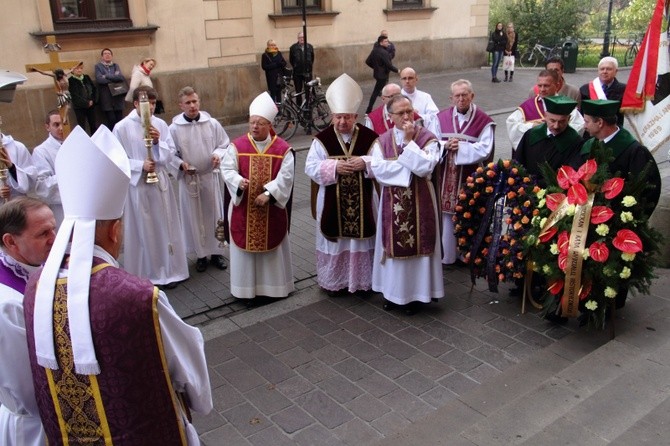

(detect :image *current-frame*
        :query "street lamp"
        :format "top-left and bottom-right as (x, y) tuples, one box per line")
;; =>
(601, 0), (614, 58)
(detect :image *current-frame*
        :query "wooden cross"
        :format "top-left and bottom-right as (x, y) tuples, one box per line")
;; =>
(25, 36), (82, 137)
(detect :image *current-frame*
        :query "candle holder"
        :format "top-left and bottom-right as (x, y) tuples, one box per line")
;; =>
(138, 91), (159, 184)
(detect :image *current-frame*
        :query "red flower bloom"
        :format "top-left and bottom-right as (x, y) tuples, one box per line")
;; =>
(590, 206), (614, 224)
(567, 183), (588, 205)
(577, 159), (597, 182)
(579, 281), (593, 300)
(589, 242), (610, 262)
(546, 193), (566, 211)
(557, 165), (580, 189)
(557, 230), (570, 254)
(612, 229), (644, 253)
(539, 225), (558, 243)
(548, 279), (564, 295)
(601, 177), (624, 199)
(558, 251), (568, 271)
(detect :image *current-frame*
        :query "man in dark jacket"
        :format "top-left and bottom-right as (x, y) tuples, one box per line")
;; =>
(289, 32), (315, 105)
(364, 36), (399, 114)
(579, 57), (627, 128)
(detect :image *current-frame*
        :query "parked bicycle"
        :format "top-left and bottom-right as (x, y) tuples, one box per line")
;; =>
(273, 76), (331, 140)
(519, 42), (562, 68)
(624, 35), (640, 67)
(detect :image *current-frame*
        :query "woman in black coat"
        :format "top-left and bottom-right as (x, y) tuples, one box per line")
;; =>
(490, 22), (507, 83)
(261, 40), (288, 103)
(69, 62), (98, 134)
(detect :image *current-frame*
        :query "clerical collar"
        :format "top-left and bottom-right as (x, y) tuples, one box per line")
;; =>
(0, 249), (38, 283)
(184, 113), (200, 123)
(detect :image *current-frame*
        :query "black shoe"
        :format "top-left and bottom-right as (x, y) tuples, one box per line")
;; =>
(160, 281), (179, 290)
(403, 302), (419, 316)
(492, 78), (501, 83)
(196, 257), (208, 272)
(383, 299), (397, 311)
(210, 255), (227, 270)
(503, 78), (508, 82)
(509, 76), (513, 82)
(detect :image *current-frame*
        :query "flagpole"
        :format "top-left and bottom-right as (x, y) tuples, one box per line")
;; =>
(600, 0), (614, 58)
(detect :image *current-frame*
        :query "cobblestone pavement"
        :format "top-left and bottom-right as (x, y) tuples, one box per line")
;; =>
(152, 66), (670, 445)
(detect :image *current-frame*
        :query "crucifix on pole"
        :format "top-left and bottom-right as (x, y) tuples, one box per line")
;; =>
(25, 35), (82, 138)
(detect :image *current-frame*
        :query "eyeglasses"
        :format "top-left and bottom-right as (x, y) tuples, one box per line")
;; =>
(389, 110), (414, 116)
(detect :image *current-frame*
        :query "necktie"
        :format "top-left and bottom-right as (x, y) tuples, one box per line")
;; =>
(602, 84), (609, 96)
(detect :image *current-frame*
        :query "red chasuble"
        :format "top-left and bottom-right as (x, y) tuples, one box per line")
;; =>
(378, 126), (438, 258)
(23, 257), (189, 446)
(232, 134), (292, 252)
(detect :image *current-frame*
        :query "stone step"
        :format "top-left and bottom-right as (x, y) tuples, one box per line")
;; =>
(374, 298), (670, 446)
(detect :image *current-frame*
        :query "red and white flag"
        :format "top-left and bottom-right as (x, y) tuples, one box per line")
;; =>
(622, 0), (670, 155)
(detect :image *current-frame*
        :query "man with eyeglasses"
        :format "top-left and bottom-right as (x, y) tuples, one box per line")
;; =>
(221, 92), (295, 306)
(364, 83), (403, 134)
(399, 67), (440, 136)
(366, 94), (444, 315)
(437, 79), (495, 265)
(306, 74), (379, 297)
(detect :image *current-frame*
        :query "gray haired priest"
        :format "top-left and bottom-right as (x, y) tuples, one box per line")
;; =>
(23, 126), (212, 445)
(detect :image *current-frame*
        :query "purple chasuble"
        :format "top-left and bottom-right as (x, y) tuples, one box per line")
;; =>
(23, 257), (189, 446)
(437, 105), (494, 213)
(0, 251), (30, 293)
(518, 96), (545, 122)
(378, 126), (438, 258)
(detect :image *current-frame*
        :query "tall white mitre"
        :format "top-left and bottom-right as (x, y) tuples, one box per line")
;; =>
(33, 125), (131, 375)
(249, 91), (278, 122)
(326, 73), (363, 114)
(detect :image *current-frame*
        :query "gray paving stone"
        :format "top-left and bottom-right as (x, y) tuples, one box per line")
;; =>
(466, 362), (501, 384)
(192, 409), (227, 435)
(241, 321), (278, 342)
(370, 314), (411, 334)
(340, 317), (375, 335)
(515, 328), (555, 348)
(204, 340), (235, 366)
(439, 348), (482, 373)
(278, 321), (315, 342)
(221, 402), (270, 437)
(420, 385), (458, 409)
(324, 328), (360, 348)
(247, 426), (295, 446)
(259, 335), (296, 355)
(215, 358), (267, 393)
(276, 346), (313, 369)
(470, 344), (519, 372)
(439, 372), (480, 396)
(403, 352), (453, 381)
(370, 411), (412, 437)
(523, 416), (609, 446)
(295, 390), (354, 429)
(333, 418), (384, 445)
(292, 423), (344, 446)
(344, 340), (385, 363)
(294, 333), (329, 352)
(380, 388), (434, 422)
(275, 375), (316, 400)
(357, 372), (400, 398)
(395, 370), (437, 396)
(504, 340), (541, 361)
(348, 302), (387, 321)
(291, 304), (327, 325)
(312, 300), (357, 324)
(296, 360), (340, 384)
(368, 355), (412, 379)
(317, 374), (365, 403)
(417, 338), (452, 358)
(200, 423), (251, 446)
(229, 341), (294, 384)
(445, 330), (483, 352)
(305, 316), (341, 336)
(332, 357), (375, 382)
(311, 344), (350, 365)
(344, 393), (392, 422)
(244, 384), (293, 416)
(270, 405), (316, 434)
(211, 380), (246, 412)
(360, 327), (396, 347)
(393, 326), (432, 345)
(421, 320), (459, 340)
(479, 329), (517, 349)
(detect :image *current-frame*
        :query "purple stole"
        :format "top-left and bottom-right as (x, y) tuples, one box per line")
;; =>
(378, 126), (438, 258)
(232, 134), (291, 252)
(23, 257), (188, 446)
(314, 124), (378, 240)
(437, 105), (494, 213)
(518, 96), (545, 123)
(0, 254), (29, 293)
(367, 106), (393, 135)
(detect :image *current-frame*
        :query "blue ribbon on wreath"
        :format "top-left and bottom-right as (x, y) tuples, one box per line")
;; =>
(469, 169), (508, 292)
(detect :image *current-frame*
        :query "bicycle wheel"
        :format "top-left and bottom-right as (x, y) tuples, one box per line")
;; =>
(624, 46), (638, 67)
(519, 51), (539, 68)
(274, 103), (298, 141)
(310, 97), (331, 131)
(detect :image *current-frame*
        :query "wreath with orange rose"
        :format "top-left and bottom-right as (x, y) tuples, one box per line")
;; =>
(454, 159), (539, 291)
